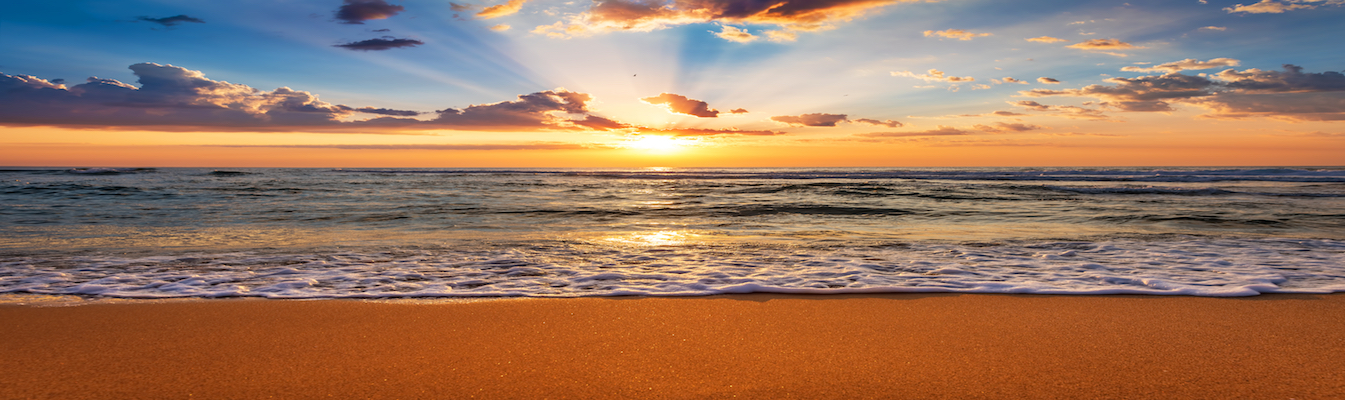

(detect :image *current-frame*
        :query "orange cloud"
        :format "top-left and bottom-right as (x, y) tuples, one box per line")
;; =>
(1121, 58), (1240, 73)
(477, 0), (528, 19)
(1066, 38), (1142, 57)
(891, 69), (975, 82)
(1025, 36), (1067, 43)
(1223, 0), (1336, 13)
(641, 93), (731, 117)
(713, 25), (757, 42)
(923, 29), (992, 41)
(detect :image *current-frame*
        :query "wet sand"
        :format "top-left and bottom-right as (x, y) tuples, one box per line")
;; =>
(2, 294), (1344, 399)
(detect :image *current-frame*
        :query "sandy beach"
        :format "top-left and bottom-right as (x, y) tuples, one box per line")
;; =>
(2, 294), (1343, 399)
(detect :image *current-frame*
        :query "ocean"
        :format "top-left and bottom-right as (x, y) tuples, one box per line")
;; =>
(2, 167), (1343, 298)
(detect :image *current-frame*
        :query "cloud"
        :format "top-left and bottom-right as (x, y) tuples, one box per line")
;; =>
(569, 115), (631, 130)
(1066, 38), (1141, 56)
(1021, 64), (1345, 121)
(1120, 58), (1240, 73)
(769, 114), (901, 127)
(1008, 101), (1113, 120)
(923, 29), (992, 41)
(891, 69), (974, 82)
(728, 108), (749, 114)
(855, 125), (968, 137)
(1223, 0), (1341, 13)
(208, 143), (601, 150)
(851, 118), (903, 128)
(477, 0), (528, 19)
(713, 25), (758, 42)
(349, 107), (421, 116)
(1025, 36), (1067, 43)
(490, 24), (512, 31)
(1067, 38), (1138, 49)
(1199, 26), (1227, 31)
(771, 113), (849, 127)
(1038, 77), (1061, 84)
(1213, 64), (1345, 92)
(0, 63), (635, 133)
(531, 0), (930, 41)
(641, 93), (729, 117)
(973, 122), (1043, 133)
(135, 15), (205, 27)
(335, 0), (405, 24)
(334, 37), (425, 51)
(994, 77), (1029, 85)
(764, 30), (798, 42)
(450, 2), (475, 12)
(1021, 73), (1218, 112)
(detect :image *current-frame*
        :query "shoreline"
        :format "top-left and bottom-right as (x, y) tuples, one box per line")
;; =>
(3, 293), (1344, 399)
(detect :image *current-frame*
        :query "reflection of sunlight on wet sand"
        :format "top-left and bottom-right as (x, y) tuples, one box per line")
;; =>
(603, 230), (700, 246)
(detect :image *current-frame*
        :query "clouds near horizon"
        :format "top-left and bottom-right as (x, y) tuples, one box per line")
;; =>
(1023, 65), (1345, 121)
(0, 64), (638, 132)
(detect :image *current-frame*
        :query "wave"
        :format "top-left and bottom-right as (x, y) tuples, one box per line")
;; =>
(329, 168), (1345, 183)
(67, 168), (156, 175)
(3, 238), (1342, 299)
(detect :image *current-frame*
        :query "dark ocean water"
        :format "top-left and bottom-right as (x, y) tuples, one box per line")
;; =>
(2, 167), (1343, 298)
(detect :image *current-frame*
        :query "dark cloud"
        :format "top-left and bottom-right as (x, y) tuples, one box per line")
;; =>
(1020, 65), (1345, 121)
(855, 126), (968, 137)
(350, 107), (421, 116)
(1037, 77), (1060, 84)
(334, 37), (424, 51)
(371, 28), (392, 32)
(1022, 73), (1218, 112)
(1216, 64), (1345, 92)
(450, 2), (476, 11)
(641, 93), (723, 117)
(0, 63), (631, 133)
(771, 113), (848, 127)
(992, 111), (1026, 116)
(728, 108), (748, 114)
(135, 15), (205, 27)
(335, 0), (405, 24)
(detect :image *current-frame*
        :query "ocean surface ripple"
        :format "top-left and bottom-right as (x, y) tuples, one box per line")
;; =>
(2, 167), (1342, 298)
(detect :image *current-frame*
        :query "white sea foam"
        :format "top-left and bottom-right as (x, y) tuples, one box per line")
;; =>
(2, 239), (1342, 298)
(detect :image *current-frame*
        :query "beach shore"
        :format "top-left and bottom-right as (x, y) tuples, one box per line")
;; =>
(2, 294), (1343, 399)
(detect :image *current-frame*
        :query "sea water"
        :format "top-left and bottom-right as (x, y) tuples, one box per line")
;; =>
(2, 167), (1343, 298)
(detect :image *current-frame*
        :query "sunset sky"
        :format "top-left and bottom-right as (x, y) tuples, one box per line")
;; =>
(2, 0), (1343, 167)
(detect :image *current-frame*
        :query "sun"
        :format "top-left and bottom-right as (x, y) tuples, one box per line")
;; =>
(624, 135), (688, 153)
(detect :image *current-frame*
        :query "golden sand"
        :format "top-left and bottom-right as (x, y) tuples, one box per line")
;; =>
(2, 294), (1344, 399)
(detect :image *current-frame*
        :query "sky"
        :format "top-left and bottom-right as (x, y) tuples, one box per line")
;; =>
(2, 0), (1344, 167)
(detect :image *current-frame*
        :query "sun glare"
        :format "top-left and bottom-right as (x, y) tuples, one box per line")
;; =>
(624, 135), (688, 153)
